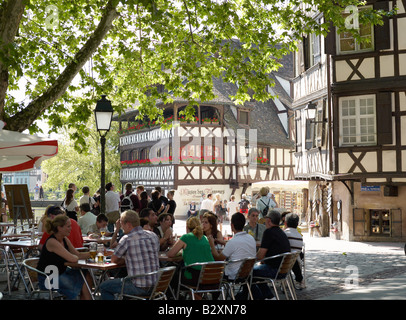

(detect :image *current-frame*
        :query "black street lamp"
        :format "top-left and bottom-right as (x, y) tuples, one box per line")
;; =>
(94, 95), (114, 215)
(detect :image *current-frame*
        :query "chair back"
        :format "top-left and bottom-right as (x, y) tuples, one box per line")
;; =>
(151, 266), (176, 299)
(24, 258), (40, 283)
(23, 258), (56, 299)
(277, 251), (301, 277)
(234, 257), (256, 280)
(196, 261), (226, 289)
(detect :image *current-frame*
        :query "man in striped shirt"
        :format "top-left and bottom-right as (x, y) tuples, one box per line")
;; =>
(100, 210), (160, 300)
(284, 213), (305, 289)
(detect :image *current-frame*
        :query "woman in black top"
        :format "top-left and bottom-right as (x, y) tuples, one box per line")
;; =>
(37, 215), (91, 300)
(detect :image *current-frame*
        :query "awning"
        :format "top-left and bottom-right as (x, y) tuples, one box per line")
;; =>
(0, 122), (58, 172)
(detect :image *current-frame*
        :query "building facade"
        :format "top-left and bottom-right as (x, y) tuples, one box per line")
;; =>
(293, 0), (406, 241)
(116, 55), (296, 216)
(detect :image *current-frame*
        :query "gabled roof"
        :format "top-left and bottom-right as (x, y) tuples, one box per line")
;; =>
(115, 50), (295, 149)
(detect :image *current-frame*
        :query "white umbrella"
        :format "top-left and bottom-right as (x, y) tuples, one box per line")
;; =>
(0, 121), (58, 172)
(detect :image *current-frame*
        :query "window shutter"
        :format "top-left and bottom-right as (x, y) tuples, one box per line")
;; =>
(374, 1), (390, 51)
(316, 100), (326, 147)
(324, 22), (336, 55)
(303, 36), (310, 70)
(295, 117), (302, 153)
(376, 92), (392, 145)
(305, 119), (315, 150)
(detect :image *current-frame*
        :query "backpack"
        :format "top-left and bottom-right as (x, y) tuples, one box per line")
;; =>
(120, 194), (134, 212)
(260, 199), (270, 217)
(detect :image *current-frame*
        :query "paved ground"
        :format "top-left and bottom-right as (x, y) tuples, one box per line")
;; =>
(1, 218), (406, 300)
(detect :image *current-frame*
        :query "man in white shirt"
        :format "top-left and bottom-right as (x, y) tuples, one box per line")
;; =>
(208, 212), (256, 280)
(78, 203), (97, 234)
(105, 182), (121, 228)
(284, 212), (305, 289)
(226, 195), (239, 219)
(200, 193), (214, 215)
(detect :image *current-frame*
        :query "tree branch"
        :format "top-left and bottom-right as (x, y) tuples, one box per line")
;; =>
(6, 0), (120, 132)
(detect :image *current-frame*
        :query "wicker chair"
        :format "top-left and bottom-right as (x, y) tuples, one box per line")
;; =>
(23, 258), (63, 300)
(222, 257), (256, 300)
(177, 261), (226, 300)
(119, 266), (176, 300)
(251, 251), (301, 300)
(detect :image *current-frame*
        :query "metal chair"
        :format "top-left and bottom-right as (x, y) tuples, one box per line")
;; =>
(252, 251), (301, 300)
(119, 266), (176, 300)
(177, 261), (226, 300)
(223, 257), (256, 300)
(291, 243), (306, 290)
(0, 247), (12, 295)
(22, 257), (63, 300)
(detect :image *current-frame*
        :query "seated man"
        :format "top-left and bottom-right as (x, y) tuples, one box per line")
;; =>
(243, 208), (266, 242)
(252, 210), (291, 300)
(284, 213), (305, 289)
(187, 202), (197, 218)
(100, 210), (160, 300)
(78, 203), (97, 234)
(88, 213), (113, 236)
(209, 212), (256, 280)
(39, 206), (84, 249)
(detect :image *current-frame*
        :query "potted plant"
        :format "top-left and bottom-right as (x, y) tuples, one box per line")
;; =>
(202, 117), (211, 124)
(189, 116), (198, 124)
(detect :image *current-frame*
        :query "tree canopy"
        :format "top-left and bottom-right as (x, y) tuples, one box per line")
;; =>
(40, 120), (121, 196)
(0, 0), (393, 151)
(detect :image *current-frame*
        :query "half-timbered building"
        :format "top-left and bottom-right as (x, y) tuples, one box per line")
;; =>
(294, 0), (406, 241)
(115, 55), (295, 216)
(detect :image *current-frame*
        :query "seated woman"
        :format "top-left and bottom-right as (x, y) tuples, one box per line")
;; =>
(202, 212), (226, 249)
(155, 213), (175, 251)
(167, 217), (214, 288)
(37, 215), (91, 300)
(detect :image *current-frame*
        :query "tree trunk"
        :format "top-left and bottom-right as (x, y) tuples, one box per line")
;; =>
(0, 0), (27, 119)
(0, 0), (120, 132)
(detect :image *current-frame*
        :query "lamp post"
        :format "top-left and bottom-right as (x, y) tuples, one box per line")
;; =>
(94, 95), (114, 215)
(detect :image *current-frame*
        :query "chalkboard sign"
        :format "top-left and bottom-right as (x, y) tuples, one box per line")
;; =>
(4, 184), (33, 222)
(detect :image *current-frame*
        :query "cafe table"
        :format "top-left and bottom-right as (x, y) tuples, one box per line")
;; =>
(158, 251), (183, 263)
(65, 258), (124, 300)
(0, 238), (39, 293)
(0, 222), (16, 236)
(82, 236), (113, 245)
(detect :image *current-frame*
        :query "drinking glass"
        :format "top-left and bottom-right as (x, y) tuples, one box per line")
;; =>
(89, 243), (97, 261)
(100, 227), (107, 240)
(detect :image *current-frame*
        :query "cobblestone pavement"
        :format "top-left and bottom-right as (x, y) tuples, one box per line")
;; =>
(295, 234), (406, 300)
(1, 219), (405, 300)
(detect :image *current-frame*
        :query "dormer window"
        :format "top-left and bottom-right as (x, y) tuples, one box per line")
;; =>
(239, 110), (249, 125)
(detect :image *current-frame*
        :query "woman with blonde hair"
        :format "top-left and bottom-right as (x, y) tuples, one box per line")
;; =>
(168, 217), (214, 287)
(37, 214), (91, 300)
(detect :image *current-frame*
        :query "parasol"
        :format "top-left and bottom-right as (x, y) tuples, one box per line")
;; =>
(0, 121), (58, 172)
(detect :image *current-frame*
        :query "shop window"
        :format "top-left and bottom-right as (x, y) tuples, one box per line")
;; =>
(370, 209), (390, 236)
